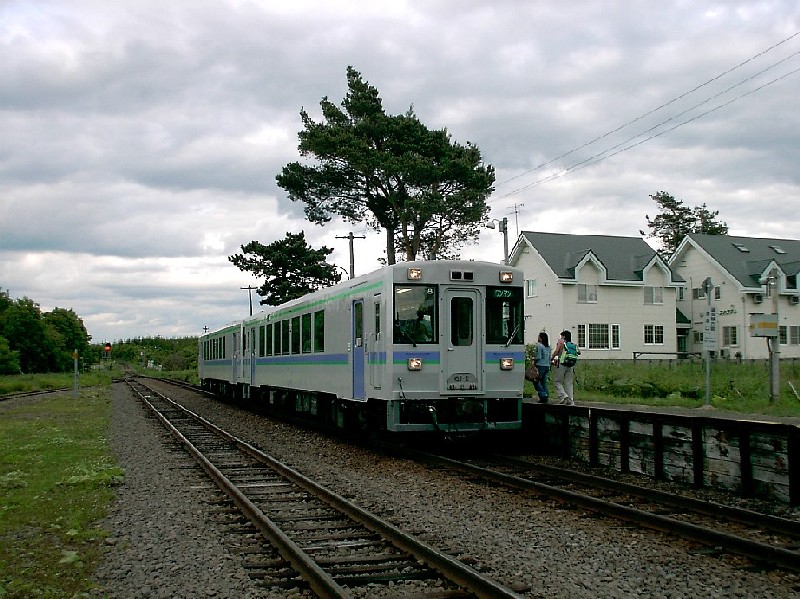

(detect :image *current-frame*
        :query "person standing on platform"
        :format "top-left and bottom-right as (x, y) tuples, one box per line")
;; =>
(552, 330), (579, 405)
(533, 332), (551, 403)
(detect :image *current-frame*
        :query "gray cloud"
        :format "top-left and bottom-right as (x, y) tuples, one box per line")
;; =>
(1, 0), (798, 342)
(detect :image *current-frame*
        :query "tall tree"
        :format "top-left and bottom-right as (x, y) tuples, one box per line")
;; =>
(276, 67), (494, 264)
(42, 307), (91, 371)
(229, 232), (341, 306)
(641, 191), (729, 256)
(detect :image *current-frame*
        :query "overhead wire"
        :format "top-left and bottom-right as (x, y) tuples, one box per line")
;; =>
(493, 30), (800, 199)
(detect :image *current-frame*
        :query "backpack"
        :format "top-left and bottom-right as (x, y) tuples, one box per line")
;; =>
(561, 341), (579, 367)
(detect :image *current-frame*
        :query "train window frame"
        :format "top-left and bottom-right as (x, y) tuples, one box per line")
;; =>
(485, 286), (524, 345)
(278, 320), (286, 355)
(393, 284), (438, 345)
(313, 309), (325, 352)
(450, 296), (474, 347)
(266, 323), (273, 356)
(289, 317), (300, 355)
(301, 312), (312, 353)
(258, 325), (265, 357)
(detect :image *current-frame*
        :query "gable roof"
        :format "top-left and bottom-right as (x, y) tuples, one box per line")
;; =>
(515, 231), (681, 283)
(674, 234), (800, 289)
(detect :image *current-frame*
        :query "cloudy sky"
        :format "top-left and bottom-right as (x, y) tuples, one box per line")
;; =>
(1, 1), (798, 343)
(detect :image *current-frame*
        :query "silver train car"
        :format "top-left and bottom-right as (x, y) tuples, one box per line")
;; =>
(198, 260), (525, 435)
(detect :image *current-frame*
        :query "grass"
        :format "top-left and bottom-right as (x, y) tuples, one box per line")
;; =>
(528, 358), (800, 417)
(0, 371), (115, 396)
(0, 384), (123, 598)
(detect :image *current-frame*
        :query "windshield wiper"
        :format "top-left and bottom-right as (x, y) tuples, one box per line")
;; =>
(505, 322), (521, 347)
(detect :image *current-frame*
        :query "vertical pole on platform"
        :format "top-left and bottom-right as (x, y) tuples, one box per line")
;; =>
(72, 349), (79, 399)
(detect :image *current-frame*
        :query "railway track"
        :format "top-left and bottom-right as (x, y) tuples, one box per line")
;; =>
(125, 377), (522, 598)
(405, 449), (800, 573)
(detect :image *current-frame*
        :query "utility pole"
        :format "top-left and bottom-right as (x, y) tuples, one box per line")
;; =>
(336, 232), (365, 279)
(486, 218), (509, 265)
(241, 285), (256, 316)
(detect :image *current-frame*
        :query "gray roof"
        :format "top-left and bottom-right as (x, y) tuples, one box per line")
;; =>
(519, 231), (681, 283)
(683, 233), (800, 288)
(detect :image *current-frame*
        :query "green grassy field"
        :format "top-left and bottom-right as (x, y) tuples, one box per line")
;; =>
(527, 358), (800, 418)
(0, 384), (122, 598)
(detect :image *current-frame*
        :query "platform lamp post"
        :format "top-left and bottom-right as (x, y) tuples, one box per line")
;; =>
(486, 217), (509, 265)
(766, 269), (781, 402)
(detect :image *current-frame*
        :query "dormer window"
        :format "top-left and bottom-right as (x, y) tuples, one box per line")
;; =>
(732, 243), (750, 253)
(769, 245), (786, 255)
(578, 284), (598, 303)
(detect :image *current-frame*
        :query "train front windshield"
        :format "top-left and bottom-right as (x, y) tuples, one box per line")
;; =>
(485, 286), (524, 344)
(394, 284), (437, 344)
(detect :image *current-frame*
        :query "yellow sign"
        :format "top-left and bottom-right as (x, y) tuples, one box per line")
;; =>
(749, 313), (778, 338)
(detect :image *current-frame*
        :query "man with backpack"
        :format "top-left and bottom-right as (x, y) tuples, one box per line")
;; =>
(551, 330), (580, 405)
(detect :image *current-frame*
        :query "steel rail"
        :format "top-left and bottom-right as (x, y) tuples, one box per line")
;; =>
(414, 450), (800, 573)
(130, 384), (352, 599)
(130, 380), (523, 598)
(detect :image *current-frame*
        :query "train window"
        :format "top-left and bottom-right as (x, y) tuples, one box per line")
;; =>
(282, 320), (290, 355)
(313, 310), (325, 352)
(486, 286), (524, 345)
(301, 313), (312, 353)
(374, 297), (381, 339)
(393, 285), (437, 345)
(222, 336), (226, 359)
(274, 322), (282, 355)
(291, 316), (301, 354)
(451, 297), (474, 346)
(266, 323), (273, 356)
(258, 325), (265, 357)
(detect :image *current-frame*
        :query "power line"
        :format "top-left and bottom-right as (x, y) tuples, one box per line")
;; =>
(500, 64), (800, 196)
(494, 30), (800, 192)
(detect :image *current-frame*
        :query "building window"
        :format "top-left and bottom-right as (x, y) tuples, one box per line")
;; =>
(677, 286), (685, 301)
(644, 325), (664, 345)
(577, 323), (620, 349)
(692, 287), (706, 300)
(722, 325), (738, 347)
(644, 286), (663, 305)
(714, 286), (721, 300)
(525, 279), (538, 298)
(693, 330), (704, 343)
(780, 326), (787, 345)
(790, 326), (800, 345)
(578, 284), (598, 303)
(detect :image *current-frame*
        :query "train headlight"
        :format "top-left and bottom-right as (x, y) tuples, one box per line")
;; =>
(407, 357), (423, 371)
(407, 267), (422, 280)
(500, 357), (514, 370)
(499, 271), (513, 283)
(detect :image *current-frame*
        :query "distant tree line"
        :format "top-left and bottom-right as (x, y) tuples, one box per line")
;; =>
(0, 290), (91, 375)
(107, 336), (198, 372)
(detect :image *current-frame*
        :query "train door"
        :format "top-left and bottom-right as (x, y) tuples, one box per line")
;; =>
(232, 330), (239, 382)
(352, 299), (366, 400)
(442, 288), (482, 393)
(250, 326), (256, 386)
(369, 294), (383, 389)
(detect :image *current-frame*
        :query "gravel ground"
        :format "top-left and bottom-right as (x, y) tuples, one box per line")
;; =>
(93, 381), (800, 598)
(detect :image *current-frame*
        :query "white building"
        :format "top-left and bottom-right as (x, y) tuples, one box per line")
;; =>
(670, 234), (800, 360)
(509, 231), (683, 359)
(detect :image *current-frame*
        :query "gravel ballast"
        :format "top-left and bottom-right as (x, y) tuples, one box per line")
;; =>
(93, 381), (800, 598)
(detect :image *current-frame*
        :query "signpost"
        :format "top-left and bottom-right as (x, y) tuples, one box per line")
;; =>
(72, 349), (79, 399)
(702, 277), (715, 406)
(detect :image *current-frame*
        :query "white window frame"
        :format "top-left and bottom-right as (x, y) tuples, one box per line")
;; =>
(722, 325), (738, 347)
(644, 286), (664, 305)
(525, 279), (538, 298)
(578, 284), (598, 303)
(644, 324), (664, 345)
(578, 323), (620, 350)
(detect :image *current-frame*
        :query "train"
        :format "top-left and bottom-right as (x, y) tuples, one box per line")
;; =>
(198, 260), (525, 436)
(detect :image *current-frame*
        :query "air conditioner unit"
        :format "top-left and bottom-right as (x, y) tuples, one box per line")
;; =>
(753, 294), (763, 304)
(790, 296), (800, 305)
